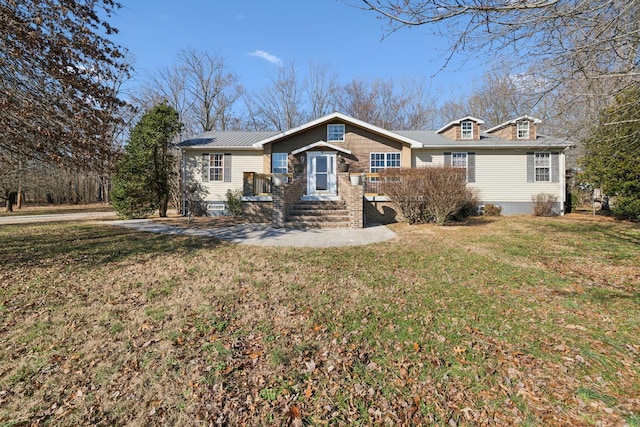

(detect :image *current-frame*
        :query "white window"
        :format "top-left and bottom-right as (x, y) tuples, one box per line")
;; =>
(535, 152), (550, 182)
(370, 152), (401, 173)
(461, 121), (473, 139)
(210, 153), (224, 181)
(327, 124), (345, 142)
(272, 153), (288, 174)
(517, 121), (530, 139)
(452, 152), (467, 169)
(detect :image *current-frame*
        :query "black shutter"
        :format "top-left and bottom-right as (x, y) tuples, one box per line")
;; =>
(223, 153), (232, 182)
(526, 152), (534, 183)
(202, 154), (210, 182)
(551, 152), (559, 183)
(467, 152), (476, 183)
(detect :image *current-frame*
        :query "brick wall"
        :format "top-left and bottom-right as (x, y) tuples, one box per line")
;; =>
(272, 177), (306, 228)
(338, 173), (364, 228)
(364, 199), (403, 224)
(242, 200), (273, 223)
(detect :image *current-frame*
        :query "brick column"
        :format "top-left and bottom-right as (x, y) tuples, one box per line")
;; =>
(272, 185), (285, 228)
(338, 174), (364, 229)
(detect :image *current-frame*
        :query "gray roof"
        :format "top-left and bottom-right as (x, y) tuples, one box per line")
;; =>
(179, 128), (573, 150)
(178, 131), (279, 149)
(395, 130), (574, 149)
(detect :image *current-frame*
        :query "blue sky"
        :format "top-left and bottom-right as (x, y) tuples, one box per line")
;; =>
(110, 0), (487, 102)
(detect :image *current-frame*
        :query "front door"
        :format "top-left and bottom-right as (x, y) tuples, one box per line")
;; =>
(307, 151), (337, 196)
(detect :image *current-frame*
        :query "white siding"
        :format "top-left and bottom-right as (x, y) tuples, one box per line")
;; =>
(184, 150), (263, 202)
(412, 149), (566, 204)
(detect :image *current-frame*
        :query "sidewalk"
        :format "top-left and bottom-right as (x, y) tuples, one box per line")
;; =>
(105, 219), (396, 247)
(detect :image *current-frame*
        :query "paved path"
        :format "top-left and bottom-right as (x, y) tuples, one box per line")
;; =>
(0, 213), (396, 247)
(104, 219), (396, 247)
(0, 211), (117, 225)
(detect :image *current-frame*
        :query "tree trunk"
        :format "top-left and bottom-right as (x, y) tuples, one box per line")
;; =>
(159, 193), (169, 217)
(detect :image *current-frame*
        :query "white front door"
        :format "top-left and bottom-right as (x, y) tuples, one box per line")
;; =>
(307, 151), (337, 196)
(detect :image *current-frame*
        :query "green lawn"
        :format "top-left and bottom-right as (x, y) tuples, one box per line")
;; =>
(0, 216), (638, 426)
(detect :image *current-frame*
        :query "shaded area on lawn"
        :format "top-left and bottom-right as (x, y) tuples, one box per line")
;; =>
(0, 223), (224, 268)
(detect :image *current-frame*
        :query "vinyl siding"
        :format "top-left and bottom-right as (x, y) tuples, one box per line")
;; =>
(184, 150), (263, 202)
(412, 149), (565, 204)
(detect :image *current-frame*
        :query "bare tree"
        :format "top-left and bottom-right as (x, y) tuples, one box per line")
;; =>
(246, 62), (305, 131)
(0, 0), (130, 169)
(304, 62), (340, 119)
(140, 48), (242, 137)
(338, 77), (438, 129)
(359, 1), (640, 117)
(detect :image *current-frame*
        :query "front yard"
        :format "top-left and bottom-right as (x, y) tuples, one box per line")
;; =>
(0, 215), (638, 425)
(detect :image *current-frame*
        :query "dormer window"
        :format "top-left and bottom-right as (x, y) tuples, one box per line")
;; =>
(461, 121), (473, 139)
(327, 124), (345, 142)
(517, 120), (530, 139)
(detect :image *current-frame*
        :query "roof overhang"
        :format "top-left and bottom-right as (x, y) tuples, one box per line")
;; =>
(252, 112), (423, 149)
(179, 145), (262, 151)
(291, 141), (353, 155)
(485, 115), (542, 133)
(436, 116), (485, 134)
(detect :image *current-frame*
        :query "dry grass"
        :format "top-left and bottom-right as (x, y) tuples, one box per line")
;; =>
(0, 215), (638, 426)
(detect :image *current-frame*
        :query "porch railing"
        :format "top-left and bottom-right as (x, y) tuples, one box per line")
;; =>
(363, 173), (383, 196)
(243, 172), (294, 196)
(243, 171), (387, 197)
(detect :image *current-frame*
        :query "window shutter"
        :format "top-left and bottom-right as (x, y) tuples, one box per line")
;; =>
(223, 153), (232, 182)
(551, 152), (559, 183)
(444, 152), (451, 166)
(202, 154), (210, 182)
(467, 152), (476, 183)
(526, 152), (534, 183)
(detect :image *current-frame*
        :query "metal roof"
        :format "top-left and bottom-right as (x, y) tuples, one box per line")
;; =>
(179, 123), (573, 151)
(395, 130), (573, 149)
(178, 131), (278, 149)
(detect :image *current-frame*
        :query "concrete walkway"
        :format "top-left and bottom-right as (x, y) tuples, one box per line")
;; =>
(0, 211), (117, 225)
(105, 219), (396, 247)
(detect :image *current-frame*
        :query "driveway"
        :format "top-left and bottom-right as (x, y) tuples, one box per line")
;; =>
(0, 211), (118, 225)
(0, 213), (396, 247)
(104, 219), (396, 247)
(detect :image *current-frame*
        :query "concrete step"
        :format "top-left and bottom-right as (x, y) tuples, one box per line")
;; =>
(287, 209), (350, 217)
(286, 214), (351, 222)
(285, 220), (351, 229)
(290, 201), (346, 210)
(286, 200), (351, 229)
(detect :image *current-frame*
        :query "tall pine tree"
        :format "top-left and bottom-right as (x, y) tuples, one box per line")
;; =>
(111, 103), (181, 219)
(581, 85), (640, 219)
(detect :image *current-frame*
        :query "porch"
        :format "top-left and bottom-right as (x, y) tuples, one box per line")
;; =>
(241, 172), (391, 229)
(242, 172), (385, 198)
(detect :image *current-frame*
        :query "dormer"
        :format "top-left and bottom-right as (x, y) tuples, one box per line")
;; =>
(436, 116), (485, 141)
(485, 115), (541, 141)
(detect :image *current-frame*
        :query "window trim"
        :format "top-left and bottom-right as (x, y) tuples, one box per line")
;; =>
(370, 152), (401, 174)
(327, 124), (345, 142)
(534, 152), (551, 182)
(203, 153), (231, 182)
(272, 152), (288, 175)
(452, 152), (468, 179)
(210, 153), (224, 182)
(461, 121), (473, 139)
(517, 120), (530, 139)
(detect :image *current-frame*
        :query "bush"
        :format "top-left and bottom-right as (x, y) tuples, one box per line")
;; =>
(532, 193), (558, 216)
(381, 166), (475, 225)
(225, 189), (243, 217)
(483, 204), (502, 216)
(612, 196), (640, 221)
(185, 182), (209, 217)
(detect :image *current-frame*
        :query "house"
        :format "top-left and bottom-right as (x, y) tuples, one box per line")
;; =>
(178, 112), (573, 227)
